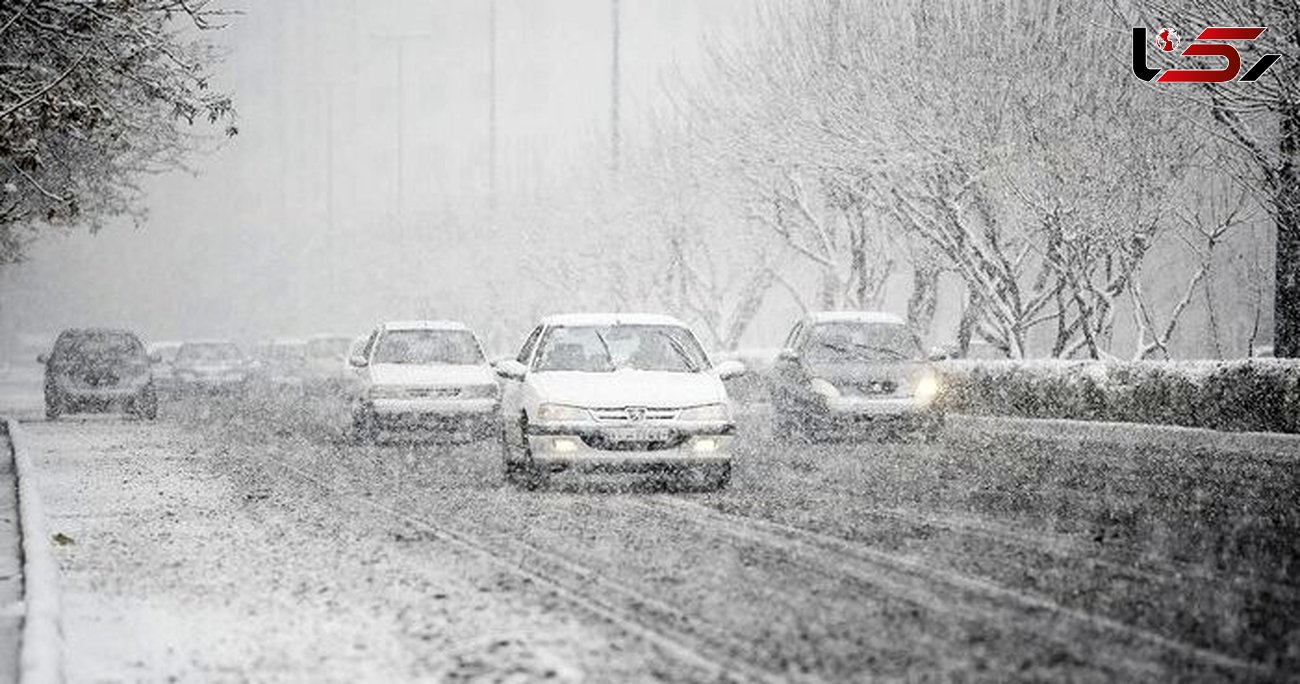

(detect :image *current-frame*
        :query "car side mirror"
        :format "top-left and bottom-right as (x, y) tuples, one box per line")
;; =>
(493, 359), (527, 381)
(348, 354), (369, 368)
(36, 353), (48, 365)
(714, 359), (746, 381)
(777, 348), (799, 362)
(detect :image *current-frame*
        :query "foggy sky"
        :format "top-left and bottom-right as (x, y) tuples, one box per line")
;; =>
(2, 0), (750, 349)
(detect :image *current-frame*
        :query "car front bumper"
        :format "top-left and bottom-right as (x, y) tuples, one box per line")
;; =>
(360, 398), (500, 435)
(524, 422), (735, 471)
(55, 385), (149, 403)
(803, 395), (942, 431)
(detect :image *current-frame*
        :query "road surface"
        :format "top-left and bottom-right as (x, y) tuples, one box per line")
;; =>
(6, 383), (1298, 682)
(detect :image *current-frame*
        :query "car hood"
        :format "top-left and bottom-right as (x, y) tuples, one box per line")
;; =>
(369, 363), (495, 387)
(528, 369), (726, 408)
(805, 360), (931, 388)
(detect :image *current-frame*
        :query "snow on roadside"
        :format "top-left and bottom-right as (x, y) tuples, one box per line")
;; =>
(24, 418), (685, 683)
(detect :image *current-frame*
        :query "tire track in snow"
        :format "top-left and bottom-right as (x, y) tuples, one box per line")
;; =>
(262, 453), (823, 684)
(633, 496), (1271, 680)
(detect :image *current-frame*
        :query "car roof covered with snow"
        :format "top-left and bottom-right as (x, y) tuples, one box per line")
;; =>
(540, 313), (687, 328)
(805, 311), (906, 325)
(380, 320), (470, 332)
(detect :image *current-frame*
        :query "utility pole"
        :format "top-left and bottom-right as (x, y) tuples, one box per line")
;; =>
(610, 0), (621, 173)
(488, 0), (498, 209)
(370, 33), (432, 314)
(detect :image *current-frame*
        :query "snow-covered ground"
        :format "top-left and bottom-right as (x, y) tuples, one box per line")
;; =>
(23, 417), (686, 682)
(5, 382), (1297, 681)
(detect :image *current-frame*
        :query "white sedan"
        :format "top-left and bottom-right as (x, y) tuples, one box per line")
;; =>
(494, 313), (745, 490)
(348, 320), (500, 442)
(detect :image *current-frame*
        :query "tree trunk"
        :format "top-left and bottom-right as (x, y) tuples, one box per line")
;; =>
(1275, 98), (1300, 357)
(906, 263), (938, 340)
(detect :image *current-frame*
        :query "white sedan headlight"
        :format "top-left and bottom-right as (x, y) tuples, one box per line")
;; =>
(536, 403), (590, 422)
(809, 377), (840, 398)
(678, 403), (731, 422)
(914, 374), (940, 404)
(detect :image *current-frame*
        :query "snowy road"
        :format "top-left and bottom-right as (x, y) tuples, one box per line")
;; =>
(13, 391), (1300, 682)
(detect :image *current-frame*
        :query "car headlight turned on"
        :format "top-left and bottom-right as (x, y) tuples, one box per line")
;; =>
(678, 403), (731, 422)
(809, 377), (840, 399)
(459, 384), (499, 400)
(914, 374), (940, 406)
(536, 403), (590, 423)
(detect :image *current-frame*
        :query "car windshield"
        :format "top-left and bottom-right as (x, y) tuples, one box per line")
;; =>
(306, 337), (350, 359)
(177, 343), (243, 363)
(372, 329), (483, 365)
(56, 332), (144, 361)
(533, 325), (709, 373)
(805, 322), (922, 362)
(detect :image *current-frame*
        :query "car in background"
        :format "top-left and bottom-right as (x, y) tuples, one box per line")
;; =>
(494, 313), (745, 490)
(302, 334), (353, 392)
(252, 339), (307, 392)
(172, 340), (255, 394)
(147, 341), (182, 396)
(40, 328), (157, 419)
(348, 321), (499, 442)
(769, 311), (942, 441)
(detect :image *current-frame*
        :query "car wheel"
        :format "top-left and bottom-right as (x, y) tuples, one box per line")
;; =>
(44, 389), (64, 421)
(500, 427), (523, 484)
(521, 461), (550, 491)
(351, 408), (377, 444)
(134, 387), (159, 420)
(711, 462), (732, 491)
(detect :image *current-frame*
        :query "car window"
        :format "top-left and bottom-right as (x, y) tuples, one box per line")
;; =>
(53, 332), (144, 362)
(803, 322), (922, 362)
(532, 325), (709, 373)
(517, 326), (542, 364)
(372, 329), (484, 365)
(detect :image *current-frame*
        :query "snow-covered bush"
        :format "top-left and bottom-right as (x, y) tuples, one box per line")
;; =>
(937, 359), (1300, 433)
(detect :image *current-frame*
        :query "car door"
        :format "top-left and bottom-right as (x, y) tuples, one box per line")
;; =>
(500, 325), (542, 449)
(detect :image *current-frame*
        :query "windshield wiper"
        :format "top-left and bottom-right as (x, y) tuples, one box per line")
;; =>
(655, 331), (701, 372)
(591, 330), (617, 372)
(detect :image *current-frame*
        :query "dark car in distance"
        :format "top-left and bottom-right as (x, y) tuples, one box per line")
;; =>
(769, 311), (942, 441)
(40, 329), (158, 420)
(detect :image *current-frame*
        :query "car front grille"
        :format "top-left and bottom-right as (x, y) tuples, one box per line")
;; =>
(590, 406), (681, 422)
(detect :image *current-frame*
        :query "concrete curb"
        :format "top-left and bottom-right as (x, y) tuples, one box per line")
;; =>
(948, 413), (1300, 459)
(6, 419), (62, 684)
